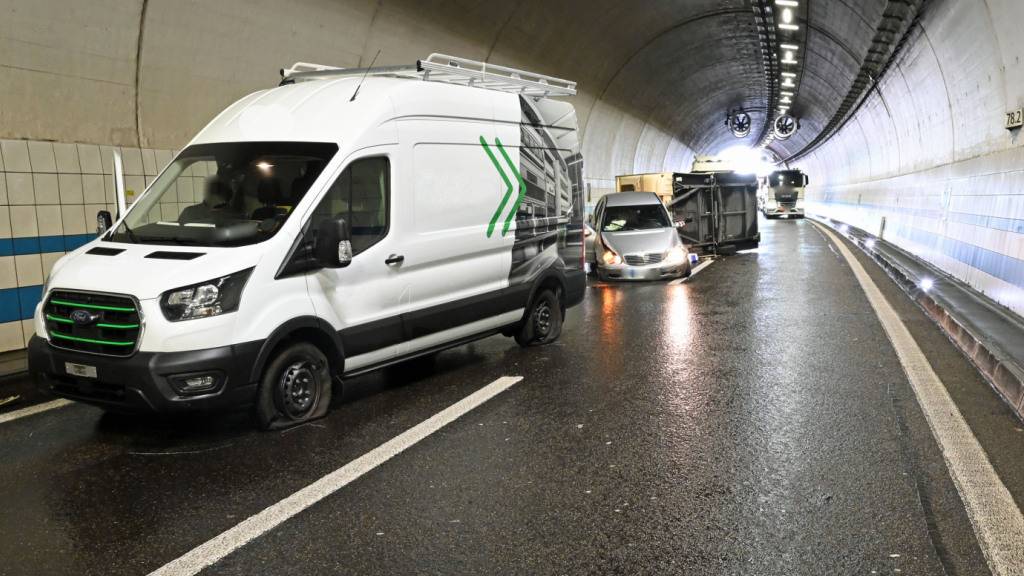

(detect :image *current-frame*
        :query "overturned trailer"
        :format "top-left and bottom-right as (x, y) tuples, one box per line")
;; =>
(669, 171), (760, 254)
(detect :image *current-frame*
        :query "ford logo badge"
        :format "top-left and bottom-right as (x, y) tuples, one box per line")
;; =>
(70, 309), (99, 326)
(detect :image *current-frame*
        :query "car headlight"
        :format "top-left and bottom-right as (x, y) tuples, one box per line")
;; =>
(665, 245), (687, 262)
(160, 268), (253, 321)
(601, 245), (622, 266)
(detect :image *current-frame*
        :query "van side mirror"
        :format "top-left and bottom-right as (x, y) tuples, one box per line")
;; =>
(314, 217), (352, 268)
(97, 210), (113, 234)
(803, 174), (810, 186)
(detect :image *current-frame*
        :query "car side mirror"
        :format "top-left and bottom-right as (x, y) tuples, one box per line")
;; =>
(674, 217), (693, 228)
(803, 175), (810, 186)
(97, 210), (113, 234)
(314, 217), (352, 268)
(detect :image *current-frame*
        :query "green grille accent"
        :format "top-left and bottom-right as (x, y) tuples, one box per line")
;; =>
(50, 299), (135, 312)
(50, 333), (135, 347)
(97, 322), (140, 330)
(46, 314), (73, 324)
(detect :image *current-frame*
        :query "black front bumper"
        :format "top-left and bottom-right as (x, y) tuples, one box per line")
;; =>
(28, 335), (262, 414)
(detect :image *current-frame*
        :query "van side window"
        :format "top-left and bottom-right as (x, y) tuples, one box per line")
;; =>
(311, 157), (390, 255)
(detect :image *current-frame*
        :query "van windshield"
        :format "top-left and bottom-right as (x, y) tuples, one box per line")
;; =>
(601, 204), (671, 232)
(107, 142), (337, 247)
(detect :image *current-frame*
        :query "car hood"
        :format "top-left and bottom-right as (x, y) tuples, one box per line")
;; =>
(601, 227), (679, 255)
(47, 240), (265, 300)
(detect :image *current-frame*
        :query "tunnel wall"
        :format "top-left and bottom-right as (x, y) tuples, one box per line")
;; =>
(0, 0), (705, 352)
(803, 0), (1024, 318)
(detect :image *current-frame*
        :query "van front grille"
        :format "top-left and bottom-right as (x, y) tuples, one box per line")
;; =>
(44, 290), (141, 357)
(624, 253), (664, 266)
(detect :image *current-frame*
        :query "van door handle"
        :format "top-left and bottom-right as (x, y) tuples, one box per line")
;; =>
(385, 254), (405, 266)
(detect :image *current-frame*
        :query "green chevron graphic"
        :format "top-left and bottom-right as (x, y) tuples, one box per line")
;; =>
(480, 136), (525, 237)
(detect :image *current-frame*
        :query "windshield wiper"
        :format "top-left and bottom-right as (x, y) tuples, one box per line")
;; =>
(116, 221), (139, 244)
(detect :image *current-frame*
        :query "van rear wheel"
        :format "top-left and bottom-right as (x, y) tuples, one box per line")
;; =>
(515, 289), (562, 347)
(256, 342), (332, 430)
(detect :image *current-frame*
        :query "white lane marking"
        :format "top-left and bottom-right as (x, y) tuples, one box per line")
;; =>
(814, 221), (1024, 576)
(0, 399), (73, 425)
(149, 375), (524, 576)
(670, 259), (715, 285)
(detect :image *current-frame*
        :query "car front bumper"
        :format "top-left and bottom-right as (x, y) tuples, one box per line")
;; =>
(28, 335), (262, 414)
(597, 261), (688, 281)
(765, 207), (804, 218)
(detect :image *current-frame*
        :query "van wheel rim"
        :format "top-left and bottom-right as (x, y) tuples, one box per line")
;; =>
(535, 303), (552, 337)
(279, 361), (319, 419)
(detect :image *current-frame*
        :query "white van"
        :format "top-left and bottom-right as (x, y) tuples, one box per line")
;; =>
(28, 55), (586, 429)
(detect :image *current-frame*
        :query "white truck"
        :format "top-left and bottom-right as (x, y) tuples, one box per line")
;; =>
(28, 54), (586, 429)
(758, 169), (809, 218)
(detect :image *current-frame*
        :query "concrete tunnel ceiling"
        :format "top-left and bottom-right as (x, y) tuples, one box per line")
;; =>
(2, 0), (917, 197)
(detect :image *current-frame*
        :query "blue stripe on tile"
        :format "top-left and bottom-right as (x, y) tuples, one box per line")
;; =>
(12, 237), (41, 255)
(0, 285), (46, 323)
(815, 199), (1024, 291)
(65, 234), (96, 251)
(17, 285), (43, 320)
(0, 288), (20, 323)
(39, 235), (65, 253)
(2, 233), (98, 256)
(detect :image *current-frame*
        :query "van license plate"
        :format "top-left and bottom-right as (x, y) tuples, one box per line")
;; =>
(65, 362), (97, 379)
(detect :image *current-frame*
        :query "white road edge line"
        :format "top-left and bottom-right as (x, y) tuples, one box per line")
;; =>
(148, 375), (524, 576)
(670, 259), (714, 285)
(813, 221), (1024, 576)
(0, 399), (74, 425)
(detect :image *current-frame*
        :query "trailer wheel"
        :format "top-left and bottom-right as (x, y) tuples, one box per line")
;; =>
(515, 289), (562, 347)
(256, 342), (332, 430)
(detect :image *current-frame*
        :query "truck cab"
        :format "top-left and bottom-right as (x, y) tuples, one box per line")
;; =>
(759, 169), (809, 219)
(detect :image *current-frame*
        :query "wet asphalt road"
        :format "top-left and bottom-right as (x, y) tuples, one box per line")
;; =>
(2, 218), (1023, 575)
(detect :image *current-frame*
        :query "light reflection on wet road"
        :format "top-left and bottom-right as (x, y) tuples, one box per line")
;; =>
(2, 218), (1020, 575)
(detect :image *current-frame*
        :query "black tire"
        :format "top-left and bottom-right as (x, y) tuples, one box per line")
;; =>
(256, 342), (332, 430)
(515, 289), (563, 347)
(681, 260), (692, 278)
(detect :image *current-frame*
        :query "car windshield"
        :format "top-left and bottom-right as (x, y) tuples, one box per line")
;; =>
(107, 141), (337, 247)
(601, 204), (671, 232)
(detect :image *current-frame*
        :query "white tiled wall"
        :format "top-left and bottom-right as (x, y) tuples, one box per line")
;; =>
(0, 138), (177, 353)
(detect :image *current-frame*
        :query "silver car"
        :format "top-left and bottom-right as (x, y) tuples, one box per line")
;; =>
(590, 192), (691, 281)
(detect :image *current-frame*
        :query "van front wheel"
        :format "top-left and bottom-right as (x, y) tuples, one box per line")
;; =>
(257, 342), (332, 430)
(515, 289), (562, 347)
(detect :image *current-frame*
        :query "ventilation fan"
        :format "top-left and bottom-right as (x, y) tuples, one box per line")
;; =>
(728, 111), (752, 138)
(774, 114), (798, 140)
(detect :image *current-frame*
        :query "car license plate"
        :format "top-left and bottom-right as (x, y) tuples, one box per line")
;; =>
(65, 362), (97, 379)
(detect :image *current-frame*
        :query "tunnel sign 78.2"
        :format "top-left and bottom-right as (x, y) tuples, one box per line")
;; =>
(1005, 107), (1023, 129)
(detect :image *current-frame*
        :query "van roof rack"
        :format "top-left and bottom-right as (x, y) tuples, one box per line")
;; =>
(279, 53), (577, 98)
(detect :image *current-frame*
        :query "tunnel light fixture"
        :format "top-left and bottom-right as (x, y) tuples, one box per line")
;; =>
(781, 72), (796, 77)
(780, 43), (799, 51)
(782, 78), (796, 87)
(781, 91), (794, 96)
(781, 8), (794, 23)
(781, 96), (792, 103)
(779, 23), (800, 31)
(919, 278), (935, 292)
(775, 0), (799, 6)
(865, 238), (877, 250)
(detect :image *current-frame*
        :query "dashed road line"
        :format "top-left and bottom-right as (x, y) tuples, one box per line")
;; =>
(0, 399), (74, 425)
(148, 375), (525, 576)
(814, 221), (1024, 576)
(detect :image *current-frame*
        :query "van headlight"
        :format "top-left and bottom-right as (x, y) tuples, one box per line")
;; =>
(160, 268), (253, 321)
